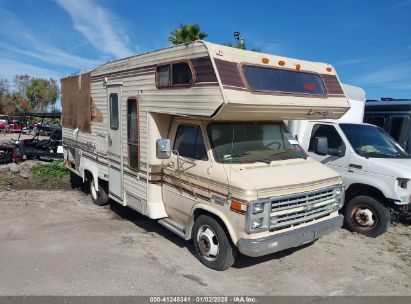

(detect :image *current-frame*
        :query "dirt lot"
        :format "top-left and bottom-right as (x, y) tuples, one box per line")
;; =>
(0, 185), (410, 296)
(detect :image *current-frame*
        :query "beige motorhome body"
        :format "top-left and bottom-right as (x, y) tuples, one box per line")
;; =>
(62, 41), (348, 270)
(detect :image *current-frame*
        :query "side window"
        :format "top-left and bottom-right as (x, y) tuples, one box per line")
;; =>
(174, 125), (208, 160)
(109, 93), (119, 130)
(390, 116), (410, 148)
(127, 98), (139, 170)
(309, 124), (345, 154)
(156, 62), (193, 88)
(365, 115), (385, 129)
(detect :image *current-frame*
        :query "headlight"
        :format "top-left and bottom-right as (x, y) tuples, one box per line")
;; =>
(251, 217), (264, 229)
(334, 185), (345, 210)
(397, 177), (409, 190)
(252, 202), (264, 214)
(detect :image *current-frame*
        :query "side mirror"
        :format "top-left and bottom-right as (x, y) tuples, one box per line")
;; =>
(156, 138), (171, 159)
(314, 137), (328, 156)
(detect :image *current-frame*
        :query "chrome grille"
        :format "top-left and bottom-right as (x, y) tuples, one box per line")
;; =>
(269, 187), (336, 230)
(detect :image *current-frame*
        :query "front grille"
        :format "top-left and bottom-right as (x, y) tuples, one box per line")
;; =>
(269, 187), (336, 230)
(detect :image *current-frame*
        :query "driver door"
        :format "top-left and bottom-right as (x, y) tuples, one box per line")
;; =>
(307, 123), (349, 177)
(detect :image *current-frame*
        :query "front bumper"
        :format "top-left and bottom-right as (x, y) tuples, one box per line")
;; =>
(238, 215), (343, 257)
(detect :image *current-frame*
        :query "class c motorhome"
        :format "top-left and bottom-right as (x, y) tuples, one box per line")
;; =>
(288, 84), (411, 238)
(61, 41), (350, 270)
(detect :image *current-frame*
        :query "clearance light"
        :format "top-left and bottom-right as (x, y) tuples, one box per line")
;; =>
(326, 67), (332, 72)
(262, 57), (270, 64)
(278, 60), (285, 66)
(296, 64), (301, 71)
(230, 200), (246, 213)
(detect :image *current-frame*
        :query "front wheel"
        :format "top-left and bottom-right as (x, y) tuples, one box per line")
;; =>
(89, 178), (109, 206)
(192, 215), (237, 271)
(343, 195), (390, 237)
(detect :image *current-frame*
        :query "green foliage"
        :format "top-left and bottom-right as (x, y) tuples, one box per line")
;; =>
(26, 78), (59, 111)
(224, 41), (260, 52)
(168, 23), (208, 45)
(0, 77), (10, 96)
(33, 161), (69, 178)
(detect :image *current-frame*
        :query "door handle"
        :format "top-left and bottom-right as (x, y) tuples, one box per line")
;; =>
(349, 164), (362, 169)
(107, 135), (112, 146)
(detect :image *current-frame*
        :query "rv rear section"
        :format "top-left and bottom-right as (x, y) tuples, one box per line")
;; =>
(61, 41), (349, 270)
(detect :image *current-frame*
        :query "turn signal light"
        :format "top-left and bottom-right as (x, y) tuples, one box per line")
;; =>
(278, 60), (285, 66)
(262, 57), (270, 64)
(230, 200), (246, 214)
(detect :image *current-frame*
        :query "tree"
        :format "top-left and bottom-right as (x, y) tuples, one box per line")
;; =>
(168, 23), (208, 45)
(0, 77), (9, 96)
(26, 78), (59, 111)
(0, 93), (31, 114)
(14, 74), (31, 97)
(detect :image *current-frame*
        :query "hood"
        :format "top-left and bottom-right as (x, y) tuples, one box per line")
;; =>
(365, 158), (411, 179)
(225, 158), (341, 197)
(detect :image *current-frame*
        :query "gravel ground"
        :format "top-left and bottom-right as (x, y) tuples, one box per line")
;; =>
(0, 189), (410, 296)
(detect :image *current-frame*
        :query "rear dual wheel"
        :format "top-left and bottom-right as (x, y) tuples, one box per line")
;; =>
(89, 177), (109, 206)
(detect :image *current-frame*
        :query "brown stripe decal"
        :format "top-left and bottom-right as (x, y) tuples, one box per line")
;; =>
(321, 74), (344, 95)
(214, 58), (245, 88)
(191, 57), (218, 83)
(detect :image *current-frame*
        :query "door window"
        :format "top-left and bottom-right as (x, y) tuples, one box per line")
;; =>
(309, 124), (345, 155)
(109, 93), (119, 130)
(127, 98), (139, 170)
(174, 125), (208, 160)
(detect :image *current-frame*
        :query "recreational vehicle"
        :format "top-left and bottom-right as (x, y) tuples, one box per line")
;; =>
(365, 99), (411, 154)
(288, 84), (411, 238)
(61, 41), (349, 270)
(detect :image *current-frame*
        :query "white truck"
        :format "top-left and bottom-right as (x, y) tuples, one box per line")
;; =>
(288, 84), (411, 237)
(61, 41), (350, 270)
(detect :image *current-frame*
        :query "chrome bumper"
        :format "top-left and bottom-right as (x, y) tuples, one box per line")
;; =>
(238, 215), (343, 257)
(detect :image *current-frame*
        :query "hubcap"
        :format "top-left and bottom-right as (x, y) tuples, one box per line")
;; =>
(197, 225), (219, 261)
(90, 180), (98, 200)
(352, 205), (377, 230)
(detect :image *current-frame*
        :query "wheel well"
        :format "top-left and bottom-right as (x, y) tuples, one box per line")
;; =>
(192, 208), (234, 243)
(345, 183), (386, 204)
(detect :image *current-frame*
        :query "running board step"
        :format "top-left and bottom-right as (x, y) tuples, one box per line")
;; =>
(158, 218), (186, 239)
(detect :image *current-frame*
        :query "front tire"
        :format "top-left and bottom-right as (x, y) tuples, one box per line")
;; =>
(89, 178), (109, 206)
(343, 195), (390, 237)
(192, 215), (237, 271)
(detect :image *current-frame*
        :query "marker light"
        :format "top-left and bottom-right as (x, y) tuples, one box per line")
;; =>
(278, 60), (285, 66)
(326, 67), (332, 72)
(262, 57), (270, 64)
(296, 64), (301, 71)
(230, 200), (246, 213)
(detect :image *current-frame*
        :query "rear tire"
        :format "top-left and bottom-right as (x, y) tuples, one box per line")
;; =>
(343, 195), (390, 237)
(192, 215), (237, 271)
(89, 177), (109, 206)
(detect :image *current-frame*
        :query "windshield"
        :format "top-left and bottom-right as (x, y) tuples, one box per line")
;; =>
(207, 122), (306, 164)
(340, 123), (410, 158)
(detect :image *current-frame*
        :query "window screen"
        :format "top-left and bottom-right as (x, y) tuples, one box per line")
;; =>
(127, 99), (139, 170)
(157, 66), (171, 87)
(174, 125), (208, 160)
(242, 65), (327, 95)
(390, 116), (410, 148)
(309, 124), (345, 155)
(110, 93), (119, 130)
(157, 62), (193, 87)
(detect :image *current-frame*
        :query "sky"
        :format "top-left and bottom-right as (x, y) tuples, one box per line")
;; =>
(0, 0), (410, 100)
